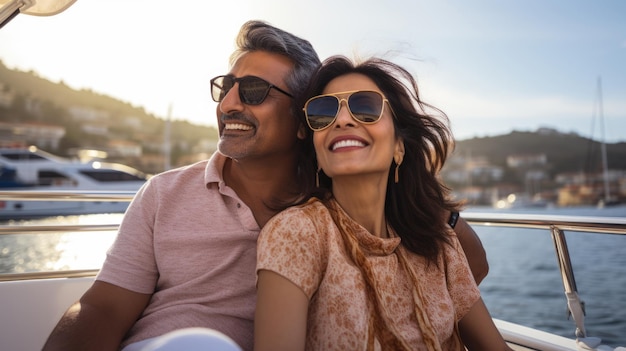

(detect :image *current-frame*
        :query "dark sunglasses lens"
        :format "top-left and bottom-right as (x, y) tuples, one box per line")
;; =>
(211, 76), (234, 102)
(306, 96), (339, 130)
(348, 91), (384, 123)
(240, 77), (271, 105)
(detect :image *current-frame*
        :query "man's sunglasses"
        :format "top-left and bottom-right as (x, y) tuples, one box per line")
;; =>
(303, 90), (392, 131)
(210, 75), (293, 105)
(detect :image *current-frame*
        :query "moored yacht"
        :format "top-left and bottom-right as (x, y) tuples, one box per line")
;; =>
(0, 146), (147, 219)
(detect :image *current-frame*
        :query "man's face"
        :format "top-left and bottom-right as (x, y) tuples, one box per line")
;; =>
(215, 51), (302, 161)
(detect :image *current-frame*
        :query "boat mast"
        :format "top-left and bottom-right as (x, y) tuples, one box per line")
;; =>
(597, 76), (611, 203)
(164, 103), (172, 171)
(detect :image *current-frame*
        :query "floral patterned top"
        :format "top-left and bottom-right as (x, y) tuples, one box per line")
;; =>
(256, 198), (481, 350)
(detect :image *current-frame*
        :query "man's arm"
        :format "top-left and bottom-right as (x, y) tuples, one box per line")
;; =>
(42, 281), (151, 351)
(452, 215), (489, 284)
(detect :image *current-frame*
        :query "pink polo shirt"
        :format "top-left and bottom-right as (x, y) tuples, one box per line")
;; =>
(97, 152), (259, 351)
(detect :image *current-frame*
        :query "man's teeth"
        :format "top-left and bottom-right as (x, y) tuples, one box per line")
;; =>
(225, 123), (253, 131)
(332, 139), (365, 151)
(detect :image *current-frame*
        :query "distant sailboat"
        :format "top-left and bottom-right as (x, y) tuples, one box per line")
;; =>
(592, 76), (620, 207)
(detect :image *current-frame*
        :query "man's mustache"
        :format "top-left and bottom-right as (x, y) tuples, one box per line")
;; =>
(220, 113), (256, 126)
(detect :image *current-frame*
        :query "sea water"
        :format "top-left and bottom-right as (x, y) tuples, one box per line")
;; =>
(467, 205), (626, 347)
(1, 207), (625, 346)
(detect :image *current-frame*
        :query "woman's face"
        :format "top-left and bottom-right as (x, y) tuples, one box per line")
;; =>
(313, 73), (404, 182)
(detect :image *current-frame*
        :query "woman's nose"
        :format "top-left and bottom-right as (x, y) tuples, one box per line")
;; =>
(333, 99), (355, 128)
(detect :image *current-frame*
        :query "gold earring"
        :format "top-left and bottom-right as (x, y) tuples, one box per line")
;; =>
(316, 168), (320, 187)
(394, 157), (402, 183)
(394, 163), (400, 183)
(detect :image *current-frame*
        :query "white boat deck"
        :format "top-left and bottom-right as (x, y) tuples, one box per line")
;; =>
(0, 274), (577, 351)
(0, 274), (95, 351)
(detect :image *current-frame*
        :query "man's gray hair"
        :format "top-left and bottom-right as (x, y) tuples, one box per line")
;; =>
(230, 20), (321, 110)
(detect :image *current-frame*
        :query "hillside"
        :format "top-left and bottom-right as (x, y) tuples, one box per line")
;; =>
(452, 130), (626, 175)
(0, 61), (153, 123)
(0, 61), (218, 172)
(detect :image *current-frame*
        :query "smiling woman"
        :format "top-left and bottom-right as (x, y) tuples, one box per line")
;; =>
(254, 55), (514, 351)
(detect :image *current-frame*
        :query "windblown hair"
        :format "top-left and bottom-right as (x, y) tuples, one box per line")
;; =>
(231, 20), (321, 207)
(303, 55), (462, 261)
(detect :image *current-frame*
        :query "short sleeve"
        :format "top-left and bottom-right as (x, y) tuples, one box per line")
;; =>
(256, 206), (327, 299)
(97, 179), (159, 293)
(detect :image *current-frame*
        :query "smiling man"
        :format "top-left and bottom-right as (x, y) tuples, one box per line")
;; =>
(42, 20), (321, 351)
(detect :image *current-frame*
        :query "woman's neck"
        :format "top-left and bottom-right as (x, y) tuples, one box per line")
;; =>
(331, 175), (389, 238)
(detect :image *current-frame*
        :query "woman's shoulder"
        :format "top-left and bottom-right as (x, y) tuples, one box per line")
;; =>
(262, 198), (333, 236)
(275, 198), (329, 220)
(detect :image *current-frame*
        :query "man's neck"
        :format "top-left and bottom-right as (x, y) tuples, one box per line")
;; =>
(223, 156), (299, 227)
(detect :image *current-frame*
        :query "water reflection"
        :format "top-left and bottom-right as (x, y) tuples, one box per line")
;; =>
(0, 233), (64, 273)
(0, 214), (121, 273)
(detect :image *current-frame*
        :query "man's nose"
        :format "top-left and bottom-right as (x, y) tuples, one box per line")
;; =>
(219, 84), (244, 114)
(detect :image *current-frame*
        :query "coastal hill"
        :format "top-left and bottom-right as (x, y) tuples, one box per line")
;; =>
(453, 129), (626, 174)
(446, 130), (626, 206)
(0, 60), (218, 172)
(1, 60), (625, 180)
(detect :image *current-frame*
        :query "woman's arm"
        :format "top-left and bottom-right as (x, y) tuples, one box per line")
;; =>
(254, 270), (309, 351)
(458, 297), (513, 351)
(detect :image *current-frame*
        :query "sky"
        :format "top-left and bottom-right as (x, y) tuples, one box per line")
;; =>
(0, 0), (625, 142)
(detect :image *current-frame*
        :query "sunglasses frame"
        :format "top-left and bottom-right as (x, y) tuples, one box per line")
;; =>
(303, 90), (393, 131)
(210, 74), (293, 105)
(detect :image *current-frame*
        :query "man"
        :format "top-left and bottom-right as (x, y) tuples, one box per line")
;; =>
(43, 20), (487, 351)
(43, 20), (319, 351)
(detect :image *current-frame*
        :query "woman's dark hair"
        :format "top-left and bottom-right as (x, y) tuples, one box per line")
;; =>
(302, 55), (462, 261)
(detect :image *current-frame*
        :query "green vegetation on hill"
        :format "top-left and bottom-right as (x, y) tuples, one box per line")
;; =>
(0, 61), (218, 172)
(0, 61), (152, 122)
(453, 130), (626, 175)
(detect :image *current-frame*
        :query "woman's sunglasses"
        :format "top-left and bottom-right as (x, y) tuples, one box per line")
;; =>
(303, 90), (392, 131)
(210, 75), (293, 105)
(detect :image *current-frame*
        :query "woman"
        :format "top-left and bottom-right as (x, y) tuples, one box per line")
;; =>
(255, 56), (512, 351)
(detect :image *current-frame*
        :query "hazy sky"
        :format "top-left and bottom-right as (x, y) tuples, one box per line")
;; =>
(1, 0), (625, 142)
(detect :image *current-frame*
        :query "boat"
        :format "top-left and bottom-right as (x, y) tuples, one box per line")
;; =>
(0, 146), (148, 219)
(1, 1), (625, 350)
(1, 193), (625, 351)
(591, 77), (622, 208)
(1, 0), (147, 220)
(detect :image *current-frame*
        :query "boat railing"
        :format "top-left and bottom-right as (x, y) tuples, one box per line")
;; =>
(0, 190), (137, 202)
(1, 191), (625, 348)
(463, 212), (626, 349)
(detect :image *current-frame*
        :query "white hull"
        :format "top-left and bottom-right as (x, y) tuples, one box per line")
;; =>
(0, 197), (131, 219)
(0, 147), (147, 219)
